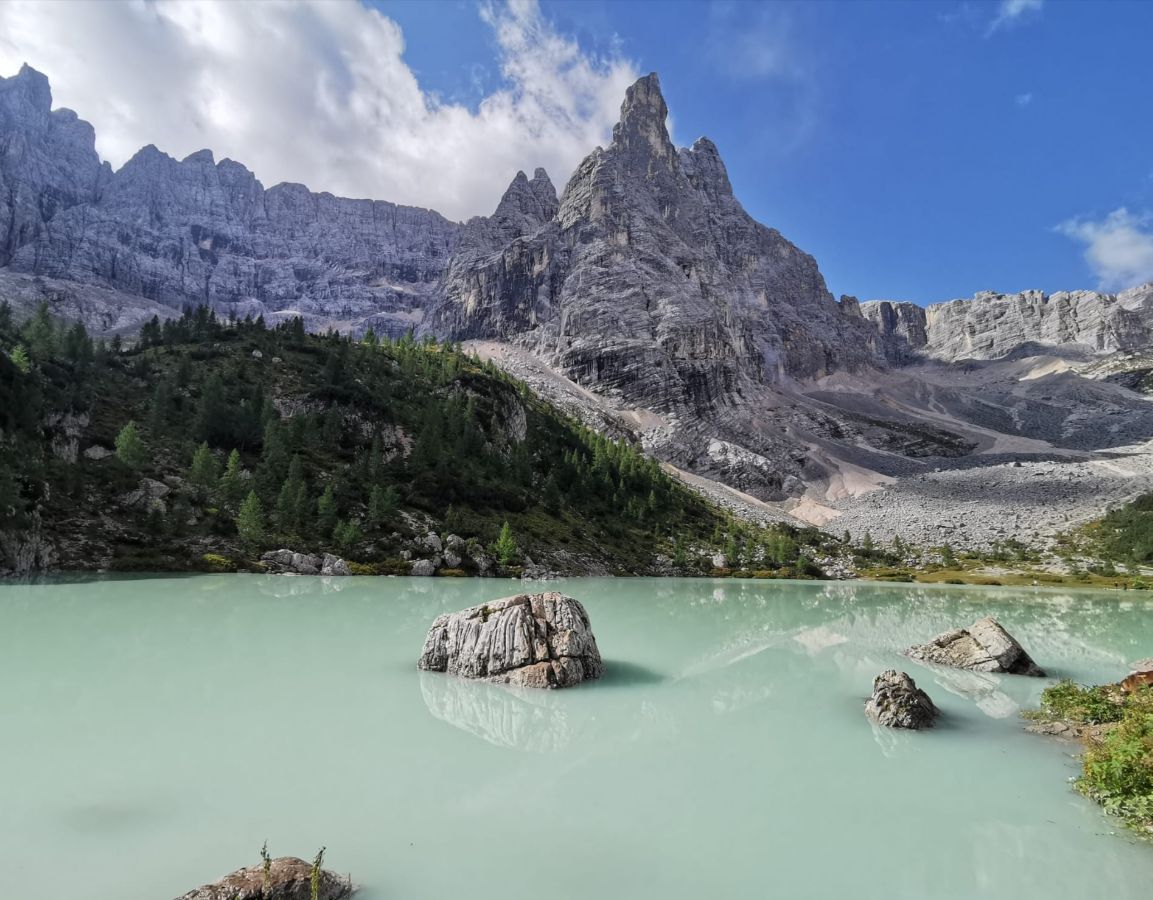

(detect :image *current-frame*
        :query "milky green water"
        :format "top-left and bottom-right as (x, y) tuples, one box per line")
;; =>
(2, 575), (1153, 899)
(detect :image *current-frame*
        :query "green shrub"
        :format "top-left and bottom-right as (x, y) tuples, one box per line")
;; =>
(1079, 689), (1153, 829)
(200, 553), (237, 572)
(347, 561), (377, 575)
(1035, 680), (1125, 725)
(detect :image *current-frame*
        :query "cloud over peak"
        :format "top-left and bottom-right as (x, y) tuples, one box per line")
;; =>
(0, 0), (638, 221)
(1058, 208), (1153, 292)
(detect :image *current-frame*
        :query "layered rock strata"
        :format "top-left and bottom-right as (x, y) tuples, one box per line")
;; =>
(417, 592), (603, 688)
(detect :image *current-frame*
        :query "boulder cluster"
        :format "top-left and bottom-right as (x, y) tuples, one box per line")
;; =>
(260, 549), (351, 576)
(866, 617), (1045, 730)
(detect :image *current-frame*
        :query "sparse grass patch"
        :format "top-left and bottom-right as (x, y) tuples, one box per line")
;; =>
(1028, 680), (1125, 725)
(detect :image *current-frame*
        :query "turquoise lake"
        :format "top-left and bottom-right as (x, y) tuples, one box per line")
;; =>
(2, 575), (1152, 899)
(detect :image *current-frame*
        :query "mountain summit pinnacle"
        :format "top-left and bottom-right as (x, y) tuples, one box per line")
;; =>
(612, 72), (673, 159)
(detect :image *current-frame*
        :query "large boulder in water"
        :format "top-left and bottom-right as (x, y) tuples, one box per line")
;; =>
(175, 855), (353, 899)
(418, 592), (604, 688)
(905, 616), (1044, 676)
(865, 669), (939, 729)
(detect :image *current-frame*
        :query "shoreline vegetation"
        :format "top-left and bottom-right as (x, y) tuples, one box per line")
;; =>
(1025, 678), (1153, 837)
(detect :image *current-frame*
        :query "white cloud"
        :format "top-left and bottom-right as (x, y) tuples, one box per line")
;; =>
(1015, 92), (1033, 107)
(986, 0), (1044, 36)
(1057, 208), (1153, 291)
(0, 0), (638, 221)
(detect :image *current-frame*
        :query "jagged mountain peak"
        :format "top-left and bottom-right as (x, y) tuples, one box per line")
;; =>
(614, 73), (668, 136)
(4, 63), (51, 104)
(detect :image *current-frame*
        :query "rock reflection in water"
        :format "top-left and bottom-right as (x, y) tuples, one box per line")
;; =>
(419, 660), (668, 752)
(419, 672), (590, 752)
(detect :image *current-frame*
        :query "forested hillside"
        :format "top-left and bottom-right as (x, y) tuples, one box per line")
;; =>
(0, 303), (828, 576)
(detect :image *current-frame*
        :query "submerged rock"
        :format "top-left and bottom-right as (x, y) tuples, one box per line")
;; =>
(905, 616), (1045, 676)
(865, 669), (939, 729)
(175, 855), (353, 900)
(418, 592), (604, 688)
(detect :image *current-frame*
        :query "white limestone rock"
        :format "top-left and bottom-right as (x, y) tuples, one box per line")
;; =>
(905, 616), (1045, 676)
(417, 592), (604, 688)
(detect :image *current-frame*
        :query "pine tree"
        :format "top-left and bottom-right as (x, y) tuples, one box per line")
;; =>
(333, 518), (362, 550)
(8, 345), (30, 374)
(236, 490), (265, 550)
(277, 457), (309, 533)
(194, 373), (229, 444)
(493, 520), (518, 566)
(316, 483), (337, 536)
(219, 449), (245, 506)
(367, 484), (398, 530)
(139, 315), (162, 347)
(188, 442), (220, 501)
(114, 420), (147, 468)
(148, 376), (174, 434)
(21, 302), (57, 359)
(62, 322), (93, 365)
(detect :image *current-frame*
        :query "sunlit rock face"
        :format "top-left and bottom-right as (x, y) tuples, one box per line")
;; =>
(0, 65), (459, 337)
(905, 616), (1046, 677)
(429, 73), (882, 413)
(863, 285), (1153, 364)
(418, 592), (604, 689)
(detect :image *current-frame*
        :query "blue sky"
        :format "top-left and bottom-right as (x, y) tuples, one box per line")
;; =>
(2, 0), (1151, 304)
(380, 0), (1153, 303)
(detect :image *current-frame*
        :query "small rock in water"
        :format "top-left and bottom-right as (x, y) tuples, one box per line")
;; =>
(904, 616), (1045, 676)
(175, 855), (352, 900)
(865, 670), (939, 729)
(418, 592), (604, 688)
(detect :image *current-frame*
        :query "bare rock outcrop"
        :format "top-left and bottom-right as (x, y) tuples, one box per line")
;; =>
(864, 670), (939, 729)
(905, 616), (1045, 676)
(175, 855), (352, 900)
(0, 65), (458, 338)
(863, 285), (1153, 364)
(418, 592), (603, 688)
(260, 549), (351, 576)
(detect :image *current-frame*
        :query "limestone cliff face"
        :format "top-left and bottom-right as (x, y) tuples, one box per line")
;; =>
(429, 73), (880, 412)
(0, 65), (110, 267)
(863, 285), (1153, 364)
(0, 65), (459, 336)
